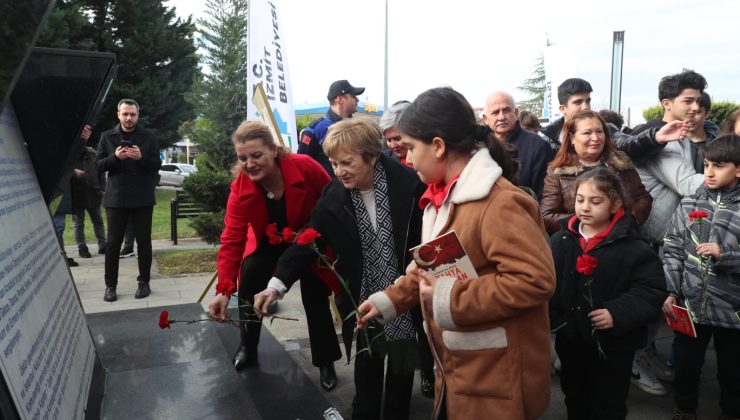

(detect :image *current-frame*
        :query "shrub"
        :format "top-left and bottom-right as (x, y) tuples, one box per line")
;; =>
(189, 210), (225, 245)
(182, 169), (232, 212)
(710, 101), (740, 128)
(642, 104), (663, 122)
(296, 115), (315, 133)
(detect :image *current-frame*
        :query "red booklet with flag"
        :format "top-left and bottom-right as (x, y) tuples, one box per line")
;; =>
(409, 230), (478, 282)
(664, 304), (697, 338)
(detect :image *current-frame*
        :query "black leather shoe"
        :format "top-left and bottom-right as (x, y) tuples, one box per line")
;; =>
(233, 345), (257, 371)
(420, 371), (434, 399)
(66, 257), (79, 267)
(319, 363), (337, 391)
(104, 286), (117, 302)
(78, 246), (92, 258)
(134, 282), (150, 299)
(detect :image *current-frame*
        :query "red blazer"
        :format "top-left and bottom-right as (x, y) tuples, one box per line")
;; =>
(215, 154), (331, 296)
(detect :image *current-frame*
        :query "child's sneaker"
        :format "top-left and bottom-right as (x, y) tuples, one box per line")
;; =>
(631, 350), (668, 396)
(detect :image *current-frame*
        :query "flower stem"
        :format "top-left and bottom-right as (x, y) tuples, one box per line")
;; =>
(314, 247), (373, 358)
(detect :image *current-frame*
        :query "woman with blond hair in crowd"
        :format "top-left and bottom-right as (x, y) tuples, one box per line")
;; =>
(254, 118), (426, 419)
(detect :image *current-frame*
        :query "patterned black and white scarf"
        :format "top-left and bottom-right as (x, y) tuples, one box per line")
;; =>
(350, 162), (416, 342)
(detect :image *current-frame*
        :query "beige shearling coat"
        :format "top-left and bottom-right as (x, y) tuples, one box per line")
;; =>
(369, 148), (556, 419)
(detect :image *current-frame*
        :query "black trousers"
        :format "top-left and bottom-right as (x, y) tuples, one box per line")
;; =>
(238, 243), (341, 367)
(351, 331), (414, 420)
(410, 305), (434, 379)
(104, 206), (153, 286)
(555, 333), (634, 420)
(673, 324), (740, 417)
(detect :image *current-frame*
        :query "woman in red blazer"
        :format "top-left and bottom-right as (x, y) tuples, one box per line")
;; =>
(209, 120), (340, 388)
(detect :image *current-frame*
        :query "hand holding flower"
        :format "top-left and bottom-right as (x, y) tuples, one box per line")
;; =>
(356, 300), (380, 330)
(209, 294), (231, 321)
(696, 242), (720, 260)
(253, 287), (281, 316)
(588, 309), (613, 330)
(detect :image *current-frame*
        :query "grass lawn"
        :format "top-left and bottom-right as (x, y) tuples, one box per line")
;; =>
(62, 188), (199, 246)
(154, 248), (218, 275)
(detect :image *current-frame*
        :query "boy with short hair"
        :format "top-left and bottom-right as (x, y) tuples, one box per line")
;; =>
(539, 78), (593, 151)
(662, 134), (740, 419)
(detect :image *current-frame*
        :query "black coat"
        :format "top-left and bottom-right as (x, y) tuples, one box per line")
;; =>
(548, 215), (667, 353)
(96, 124), (161, 208)
(71, 146), (105, 209)
(275, 153), (425, 356)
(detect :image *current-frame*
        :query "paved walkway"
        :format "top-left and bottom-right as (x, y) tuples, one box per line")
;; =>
(67, 237), (722, 419)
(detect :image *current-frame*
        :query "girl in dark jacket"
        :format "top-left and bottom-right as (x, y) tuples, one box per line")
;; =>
(549, 167), (667, 419)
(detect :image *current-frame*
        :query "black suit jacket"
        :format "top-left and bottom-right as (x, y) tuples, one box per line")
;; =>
(96, 124), (161, 208)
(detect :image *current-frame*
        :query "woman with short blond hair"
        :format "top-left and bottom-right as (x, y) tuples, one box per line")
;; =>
(255, 118), (426, 419)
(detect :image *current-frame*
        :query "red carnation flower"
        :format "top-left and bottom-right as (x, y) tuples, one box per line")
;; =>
(282, 227), (296, 243)
(265, 223), (283, 245)
(159, 310), (171, 329)
(689, 210), (708, 222)
(575, 254), (598, 276)
(295, 228), (321, 246)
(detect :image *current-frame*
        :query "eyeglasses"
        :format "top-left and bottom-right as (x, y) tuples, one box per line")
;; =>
(385, 136), (401, 142)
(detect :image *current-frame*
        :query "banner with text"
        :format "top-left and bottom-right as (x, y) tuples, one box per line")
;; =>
(247, 0), (298, 151)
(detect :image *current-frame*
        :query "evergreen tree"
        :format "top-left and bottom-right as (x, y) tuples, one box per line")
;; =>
(37, 0), (198, 148)
(36, 0), (93, 49)
(183, 0), (248, 172)
(517, 54), (545, 116)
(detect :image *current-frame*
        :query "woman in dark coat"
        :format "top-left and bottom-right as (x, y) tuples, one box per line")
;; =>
(255, 118), (426, 420)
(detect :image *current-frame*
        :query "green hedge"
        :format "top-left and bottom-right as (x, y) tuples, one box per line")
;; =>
(182, 169), (232, 244)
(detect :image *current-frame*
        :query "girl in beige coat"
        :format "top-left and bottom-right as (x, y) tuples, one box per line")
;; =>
(358, 87), (556, 420)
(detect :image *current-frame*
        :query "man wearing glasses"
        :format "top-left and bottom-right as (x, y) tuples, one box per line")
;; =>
(298, 80), (364, 176)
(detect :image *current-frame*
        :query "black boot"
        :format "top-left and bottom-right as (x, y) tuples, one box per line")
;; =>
(234, 313), (261, 371)
(232, 345), (258, 371)
(319, 363), (337, 391)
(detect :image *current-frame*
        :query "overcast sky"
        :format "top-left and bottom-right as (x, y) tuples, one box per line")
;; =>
(167, 0), (740, 125)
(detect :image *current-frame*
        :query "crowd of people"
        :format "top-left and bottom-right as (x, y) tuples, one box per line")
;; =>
(54, 63), (738, 418)
(200, 71), (739, 420)
(46, 64), (737, 419)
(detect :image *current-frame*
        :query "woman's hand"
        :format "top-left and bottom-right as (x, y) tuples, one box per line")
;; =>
(209, 294), (231, 321)
(356, 300), (380, 330)
(418, 269), (437, 307)
(588, 308), (613, 330)
(253, 288), (280, 316)
(662, 295), (677, 321)
(655, 120), (691, 143)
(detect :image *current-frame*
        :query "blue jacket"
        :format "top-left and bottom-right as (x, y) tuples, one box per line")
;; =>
(297, 109), (342, 176)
